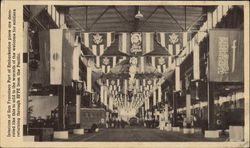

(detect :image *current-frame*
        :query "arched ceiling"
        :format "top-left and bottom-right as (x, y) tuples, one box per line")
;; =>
(62, 5), (210, 32)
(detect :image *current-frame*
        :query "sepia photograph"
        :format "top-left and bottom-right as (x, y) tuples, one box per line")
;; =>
(0, 1), (249, 147)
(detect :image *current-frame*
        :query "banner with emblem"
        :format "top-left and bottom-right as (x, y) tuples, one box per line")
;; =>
(156, 32), (186, 55)
(156, 32), (187, 65)
(118, 32), (154, 56)
(209, 29), (243, 82)
(100, 56), (126, 73)
(145, 56), (168, 73)
(81, 32), (115, 56)
(31, 29), (75, 86)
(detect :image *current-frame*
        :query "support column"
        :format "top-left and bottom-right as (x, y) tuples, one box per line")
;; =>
(175, 66), (181, 91)
(172, 92), (177, 127)
(109, 96), (113, 111)
(207, 11), (215, 130)
(73, 86), (84, 134)
(142, 106), (144, 121)
(76, 94), (81, 128)
(87, 67), (92, 92)
(23, 22), (29, 135)
(58, 85), (66, 130)
(208, 82), (215, 130)
(100, 85), (104, 104)
(72, 42), (81, 128)
(104, 88), (108, 107)
(165, 104), (169, 123)
(173, 64), (180, 127)
(153, 91), (156, 106)
(186, 94), (191, 122)
(158, 86), (162, 103)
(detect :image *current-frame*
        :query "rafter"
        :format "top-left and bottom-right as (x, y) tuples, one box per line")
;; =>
(113, 6), (132, 26)
(88, 6), (111, 31)
(187, 13), (206, 31)
(85, 6), (88, 30)
(138, 6), (159, 30)
(161, 6), (184, 31)
(66, 14), (85, 30)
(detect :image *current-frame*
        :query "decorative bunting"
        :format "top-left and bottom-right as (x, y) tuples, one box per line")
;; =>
(81, 32), (115, 56)
(118, 32), (154, 56)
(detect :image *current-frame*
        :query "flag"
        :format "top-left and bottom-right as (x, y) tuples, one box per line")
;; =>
(209, 29), (243, 82)
(148, 56), (168, 73)
(31, 29), (75, 86)
(156, 32), (186, 65)
(81, 32), (115, 56)
(118, 32), (154, 56)
(62, 30), (75, 86)
(49, 29), (63, 85)
(100, 56), (125, 73)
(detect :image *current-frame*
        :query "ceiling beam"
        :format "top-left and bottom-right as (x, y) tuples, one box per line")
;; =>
(88, 6), (111, 31)
(138, 6), (159, 30)
(66, 14), (85, 30)
(161, 6), (185, 31)
(85, 6), (88, 30)
(113, 6), (132, 26)
(184, 6), (187, 30)
(187, 13), (206, 31)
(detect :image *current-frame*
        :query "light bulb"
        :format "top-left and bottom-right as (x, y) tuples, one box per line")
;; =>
(135, 10), (143, 19)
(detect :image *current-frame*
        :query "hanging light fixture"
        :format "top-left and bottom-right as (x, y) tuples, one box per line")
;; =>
(135, 6), (143, 19)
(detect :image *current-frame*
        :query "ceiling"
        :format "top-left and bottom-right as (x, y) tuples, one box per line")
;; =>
(62, 5), (211, 32)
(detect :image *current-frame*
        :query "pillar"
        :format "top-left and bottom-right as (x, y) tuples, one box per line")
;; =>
(208, 82), (215, 130)
(104, 88), (108, 107)
(186, 94), (191, 122)
(172, 92), (178, 127)
(100, 85), (104, 104)
(207, 11), (215, 130)
(193, 43), (200, 80)
(158, 86), (162, 103)
(23, 22), (29, 135)
(73, 42), (81, 128)
(58, 85), (66, 130)
(76, 94), (81, 128)
(109, 97), (113, 111)
(165, 104), (169, 123)
(175, 66), (181, 91)
(87, 67), (92, 92)
(142, 106), (144, 120)
(153, 91), (156, 106)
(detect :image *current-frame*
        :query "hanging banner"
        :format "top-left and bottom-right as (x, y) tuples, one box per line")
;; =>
(118, 32), (154, 56)
(100, 56), (125, 73)
(62, 30), (75, 86)
(209, 29), (243, 82)
(157, 32), (186, 64)
(148, 56), (168, 73)
(81, 32), (115, 56)
(31, 29), (75, 86)
(50, 29), (63, 85)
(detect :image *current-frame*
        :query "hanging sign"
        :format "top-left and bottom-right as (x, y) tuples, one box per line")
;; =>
(209, 29), (243, 82)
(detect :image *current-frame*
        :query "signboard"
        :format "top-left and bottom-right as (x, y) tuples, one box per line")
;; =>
(209, 29), (243, 82)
